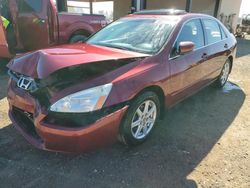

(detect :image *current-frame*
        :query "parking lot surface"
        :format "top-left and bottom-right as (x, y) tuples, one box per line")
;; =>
(0, 39), (249, 188)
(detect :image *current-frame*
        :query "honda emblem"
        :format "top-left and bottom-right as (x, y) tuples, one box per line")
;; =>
(17, 77), (33, 90)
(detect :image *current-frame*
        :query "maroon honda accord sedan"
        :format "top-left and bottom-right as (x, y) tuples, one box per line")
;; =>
(7, 9), (237, 153)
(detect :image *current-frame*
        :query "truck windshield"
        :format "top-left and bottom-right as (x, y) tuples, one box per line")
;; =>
(87, 18), (177, 54)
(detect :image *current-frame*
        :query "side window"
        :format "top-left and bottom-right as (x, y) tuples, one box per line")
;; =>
(18, 0), (42, 13)
(171, 19), (205, 57)
(203, 19), (222, 44)
(220, 26), (227, 39)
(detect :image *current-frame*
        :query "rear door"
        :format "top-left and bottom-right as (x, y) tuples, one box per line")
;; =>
(201, 19), (229, 81)
(16, 0), (56, 50)
(169, 19), (208, 103)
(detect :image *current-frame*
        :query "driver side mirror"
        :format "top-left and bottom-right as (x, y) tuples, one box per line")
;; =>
(179, 41), (195, 54)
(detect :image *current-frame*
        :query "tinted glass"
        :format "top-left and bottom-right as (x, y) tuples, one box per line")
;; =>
(88, 18), (177, 54)
(18, 0), (42, 13)
(171, 19), (205, 57)
(203, 19), (222, 44)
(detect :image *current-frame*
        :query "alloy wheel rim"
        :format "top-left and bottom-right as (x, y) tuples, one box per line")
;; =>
(220, 62), (230, 85)
(131, 100), (157, 140)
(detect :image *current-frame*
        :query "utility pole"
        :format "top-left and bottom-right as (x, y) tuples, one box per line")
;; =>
(90, 0), (93, 14)
(186, 0), (192, 12)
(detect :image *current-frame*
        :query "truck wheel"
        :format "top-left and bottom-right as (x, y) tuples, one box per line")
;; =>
(69, 35), (88, 43)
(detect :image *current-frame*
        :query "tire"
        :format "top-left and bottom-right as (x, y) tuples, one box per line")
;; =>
(69, 35), (88, 43)
(118, 91), (161, 146)
(214, 59), (231, 88)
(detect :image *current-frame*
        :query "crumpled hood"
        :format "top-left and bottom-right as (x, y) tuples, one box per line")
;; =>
(7, 43), (149, 79)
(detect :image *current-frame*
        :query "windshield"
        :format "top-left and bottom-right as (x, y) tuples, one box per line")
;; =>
(87, 18), (177, 54)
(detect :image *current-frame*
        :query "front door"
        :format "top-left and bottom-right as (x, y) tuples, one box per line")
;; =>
(16, 0), (56, 51)
(168, 19), (208, 104)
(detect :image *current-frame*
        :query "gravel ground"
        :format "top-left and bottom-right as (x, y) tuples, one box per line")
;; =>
(0, 39), (249, 188)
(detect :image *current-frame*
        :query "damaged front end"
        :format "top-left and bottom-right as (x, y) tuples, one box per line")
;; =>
(7, 56), (146, 128)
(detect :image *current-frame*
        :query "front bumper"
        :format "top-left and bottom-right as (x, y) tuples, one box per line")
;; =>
(7, 80), (128, 153)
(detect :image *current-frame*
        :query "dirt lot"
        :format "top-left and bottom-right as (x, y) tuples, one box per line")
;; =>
(0, 39), (249, 188)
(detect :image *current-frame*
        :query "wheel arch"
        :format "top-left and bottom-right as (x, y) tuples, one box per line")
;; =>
(131, 85), (166, 120)
(228, 55), (234, 73)
(68, 29), (92, 42)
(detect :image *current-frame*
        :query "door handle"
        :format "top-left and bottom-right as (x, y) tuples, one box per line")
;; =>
(33, 18), (46, 25)
(39, 19), (46, 24)
(224, 44), (228, 49)
(36, 18), (46, 25)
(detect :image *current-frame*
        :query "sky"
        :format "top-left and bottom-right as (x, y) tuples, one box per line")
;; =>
(239, 0), (250, 16)
(65, 0), (250, 18)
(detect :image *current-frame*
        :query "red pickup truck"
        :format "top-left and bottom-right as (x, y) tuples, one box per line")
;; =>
(0, 0), (106, 58)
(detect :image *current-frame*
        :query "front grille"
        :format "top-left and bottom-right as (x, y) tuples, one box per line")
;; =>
(8, 70), (38, 92)
(12, 107), (42, 142)
(8, 70), (21, 83)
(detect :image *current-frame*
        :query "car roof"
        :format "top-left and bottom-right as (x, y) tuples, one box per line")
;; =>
(128, 9), (214, 20)
(133, 9), (187, 15)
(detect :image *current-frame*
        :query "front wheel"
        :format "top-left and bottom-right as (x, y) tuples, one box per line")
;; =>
(214, 60), (231, 88)
(118, 91), (160, 146)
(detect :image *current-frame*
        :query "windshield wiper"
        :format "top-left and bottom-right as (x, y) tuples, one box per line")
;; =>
(92, 42), (151, 54)
(97, 43), (131, 51)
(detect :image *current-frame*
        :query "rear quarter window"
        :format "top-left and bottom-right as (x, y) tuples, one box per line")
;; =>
(18, 0), (42, 13)
(203, 19), (222, 44)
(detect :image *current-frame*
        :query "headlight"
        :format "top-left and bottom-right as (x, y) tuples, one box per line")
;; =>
(50, 83), (112, 113)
